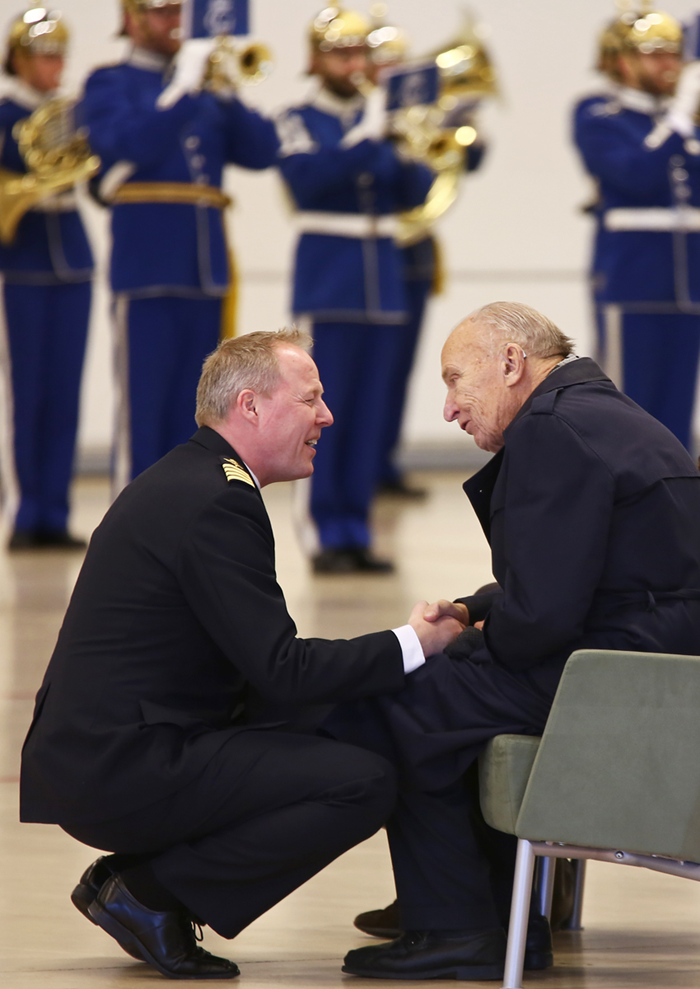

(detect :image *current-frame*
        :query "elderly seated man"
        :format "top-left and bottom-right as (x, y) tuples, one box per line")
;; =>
(331, 300), (700, 981)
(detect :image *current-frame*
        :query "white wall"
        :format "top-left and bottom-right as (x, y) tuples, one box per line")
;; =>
(38, 0), (700, 466)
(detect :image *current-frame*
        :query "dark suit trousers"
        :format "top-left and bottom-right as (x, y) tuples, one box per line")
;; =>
(323, 652), (561, 930)
(63, 730), (396, 939)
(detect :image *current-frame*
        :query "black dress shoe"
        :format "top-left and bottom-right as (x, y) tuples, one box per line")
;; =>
(342, 928), (506, 980)
(36, 529), (87, 549)
(72, 857), (144, 961)
(8, 529), (87, 551)
(352, 548), (395, 573)
(72, 856), (117, 922)
(88, 875), (239, 979)
(352, 900), (552, 971)
(354, 900), (401, 939)
(377, 479), (428, 500)
(312, 549), (360, 574)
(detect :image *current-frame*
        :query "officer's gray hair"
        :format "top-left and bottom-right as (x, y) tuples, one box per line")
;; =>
(195, 327), (312, 426)
(468, 301), (575, 360)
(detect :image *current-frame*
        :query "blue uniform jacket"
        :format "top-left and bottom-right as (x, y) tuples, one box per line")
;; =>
(277, 90), (433, 323)
(0, 81), (93, 284)
(79, 50), (279, 297)
(459, 358), (700, 675)
(574, 87), (700, 307)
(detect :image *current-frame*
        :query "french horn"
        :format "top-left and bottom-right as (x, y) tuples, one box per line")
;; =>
(0, 98), (100, 246)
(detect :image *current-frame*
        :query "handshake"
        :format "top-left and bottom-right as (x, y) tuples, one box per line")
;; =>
(408, 599), (470, 658)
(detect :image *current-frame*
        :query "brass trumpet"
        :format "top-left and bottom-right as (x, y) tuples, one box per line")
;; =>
(204, 38), (273, 94)
(0, 98), (100, 246)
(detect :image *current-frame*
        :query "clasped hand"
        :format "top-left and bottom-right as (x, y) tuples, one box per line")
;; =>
(408, 599), (469, 658)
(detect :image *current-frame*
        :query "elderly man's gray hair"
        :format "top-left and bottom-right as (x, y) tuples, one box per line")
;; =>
(468, 301), (575, 360)
(195, 327), (312, 426)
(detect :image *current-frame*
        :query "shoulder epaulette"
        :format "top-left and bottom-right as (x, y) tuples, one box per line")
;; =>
(221, 457), (255, 489)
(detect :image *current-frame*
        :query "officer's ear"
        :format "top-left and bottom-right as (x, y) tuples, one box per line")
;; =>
(237, 389), (259, 423)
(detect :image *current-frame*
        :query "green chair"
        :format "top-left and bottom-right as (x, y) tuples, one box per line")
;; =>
(478, 649), (700, 989)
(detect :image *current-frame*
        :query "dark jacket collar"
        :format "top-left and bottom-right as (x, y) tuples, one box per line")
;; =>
(505, 357), (610, 437)
(189, 427), (259, 492)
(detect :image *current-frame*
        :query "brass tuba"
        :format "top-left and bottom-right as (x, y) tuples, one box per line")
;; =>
(0, 98), (100, 246)
(397, 20), (498, 246)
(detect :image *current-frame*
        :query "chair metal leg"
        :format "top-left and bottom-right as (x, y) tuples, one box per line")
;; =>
(501, 838), (536, 989)
(536, 855), (556, 919)
(562, 859), (586, 930)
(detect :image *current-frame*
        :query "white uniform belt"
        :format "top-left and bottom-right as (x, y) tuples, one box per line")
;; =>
(294, 211), (398, 238)
(604, 207), (700, 232)
(31, 191), (79, 213)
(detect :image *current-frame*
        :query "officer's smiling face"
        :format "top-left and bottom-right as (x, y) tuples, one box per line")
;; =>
(441, 321), (523, 454)
(256, 347), (333, 483)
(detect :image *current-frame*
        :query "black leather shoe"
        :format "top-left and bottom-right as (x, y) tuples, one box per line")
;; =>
(352, 900), (552, 971)
(354, 900), (401, 939)
(71, 856), (117, 923)
(312, 549), (360, 574)
(352, 548), (395, 573)
(36, 529), (87, 549)
(343, 929), (506, 980)
(88, 875), (239, 979)
(72, 858), (144, 961)
(377, 479), (428, 501)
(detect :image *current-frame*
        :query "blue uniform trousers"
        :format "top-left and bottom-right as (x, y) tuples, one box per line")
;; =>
(311, 320), (407, 549)
(598, 307), (700, 451)
(379, 276), (431, 485)
(3, 280), (90, 533)
(115, 295), (221, 484)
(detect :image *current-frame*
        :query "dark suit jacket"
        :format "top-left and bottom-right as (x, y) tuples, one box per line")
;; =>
(20, 427), (404, 825)
(457, 358), (700, 675)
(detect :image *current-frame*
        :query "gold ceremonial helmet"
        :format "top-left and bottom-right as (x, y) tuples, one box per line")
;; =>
(309, 6), (370, 53)
(598, 4), (682, 79)
(366, 3), (408, 67)
(119, 0), (183, 37)
(5, 7), (68, 73)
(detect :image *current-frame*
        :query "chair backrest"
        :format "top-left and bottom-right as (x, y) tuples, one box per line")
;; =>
(515, 649), (700, 862)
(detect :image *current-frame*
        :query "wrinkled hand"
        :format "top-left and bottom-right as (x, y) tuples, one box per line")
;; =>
(667, 60), (700, 137)
(341, 85), (388, 148)
(157, 38), (218, 110)
(408, 599), (467, 658)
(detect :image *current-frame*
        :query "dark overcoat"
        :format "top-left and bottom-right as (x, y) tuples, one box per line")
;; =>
(326, 358), (700, 789)
(20, 427), (404, 826)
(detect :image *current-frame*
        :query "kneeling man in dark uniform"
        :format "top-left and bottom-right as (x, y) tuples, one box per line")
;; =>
(19, 328), (465, 980)
(332, 301), (700, 981)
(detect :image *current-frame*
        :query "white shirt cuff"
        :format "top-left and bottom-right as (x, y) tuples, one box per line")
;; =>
(392, 625), (426, 675)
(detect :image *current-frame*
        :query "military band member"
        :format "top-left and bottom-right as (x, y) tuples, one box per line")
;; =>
(79, 0), (279, 491)
(276, 5), (432, 574)
(574, 7), (700, 451)
(0, 8), (93, 550)
(366, 15), (490, 498)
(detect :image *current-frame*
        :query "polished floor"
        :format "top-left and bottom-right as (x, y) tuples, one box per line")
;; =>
(1, 472), (700, 987)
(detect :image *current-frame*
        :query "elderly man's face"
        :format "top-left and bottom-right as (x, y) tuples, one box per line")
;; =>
(441, 320), (522, 453)
(255, 346), (333, 483)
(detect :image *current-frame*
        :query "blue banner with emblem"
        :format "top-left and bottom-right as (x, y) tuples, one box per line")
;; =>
(685, 13), (700, 59)
(382, 61), (440, 113)
(184, 0), (249, 38)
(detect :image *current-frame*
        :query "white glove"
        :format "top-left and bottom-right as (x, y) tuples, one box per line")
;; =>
(157, 38), (218, 110)
(666, 60), (700, 138)
(341, 85), (388, 148)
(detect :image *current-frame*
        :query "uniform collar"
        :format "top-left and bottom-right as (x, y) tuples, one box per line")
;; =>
(127, 46), (172, 73)
(614, 83), (667, 116)
(0, 77), (57, 111)
(311, 85), (364, 128)
(506, 356), (611, 436)
(189, 426), (261, 491)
